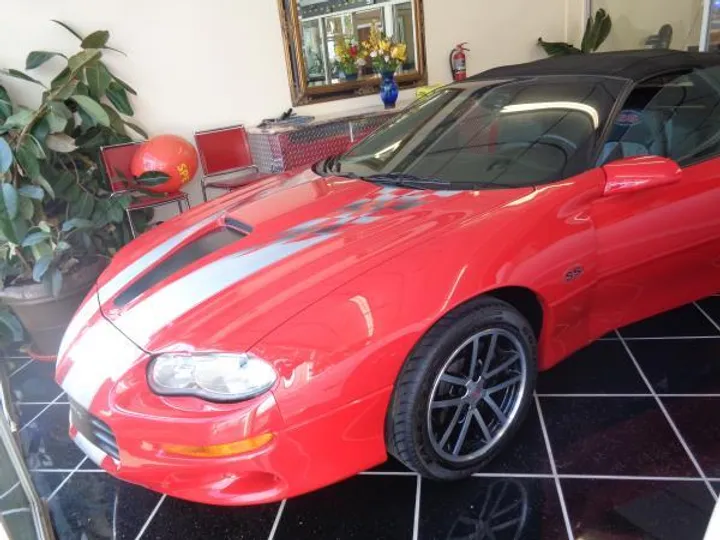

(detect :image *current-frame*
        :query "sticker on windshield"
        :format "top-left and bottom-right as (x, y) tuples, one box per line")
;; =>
(615, 110), (642, 126)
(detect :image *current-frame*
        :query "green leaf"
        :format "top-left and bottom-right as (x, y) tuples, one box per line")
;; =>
(537, 38), (583, 56)
(19, 196), (34, 219)
(48, 100), (72, 119)
(51, 67), (71, 89)
(0, 184), (18, 219)
(85, 62), (112, 99)
(136, 171), (170, 187)
(81, 30), (109, 49)
(53, 172), (75, 199)
(110, 73), (137, 95)
(0, 309), (24, 342)
(15, 144), (40, 179)
(45, 133), (77, 153)
(26, 51), (66, 70)
(124, 121), (148, 139)
(106, 82), (133, 115)
(74, 192), (95, 218)
(0, 86), (12, 122)
(45, 111), (68, 133)
(21, 230), (50, 247)
(50, 268), (63, 297)
(32, 255), (52, 282)
(26, 134), (46, 159)
(0, 138), (12, 173)
(4, 108), (34, 129)
(2, 69), (45, 87)
(31, 117), (50, 143)
(71, 95), (109, 126)
(34, 175), (55, 199)
(52, 20), (84, 41)
(54, 79), (79, 101)
(107, 198), (126, 222)
(18, 185), (44, 200)
(61, 217), (93, 232)
(67, 49), (101, 73)
(37, 220), (51, 233)
(101, 104), (125, 134)
(57, 240), (71, 251)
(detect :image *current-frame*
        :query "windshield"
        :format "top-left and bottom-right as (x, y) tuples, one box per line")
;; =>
(321, 76), (627, 189)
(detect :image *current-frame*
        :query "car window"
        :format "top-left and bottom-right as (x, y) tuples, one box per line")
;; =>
(601, 67), (720, 166)
(325, 76), (626, 190)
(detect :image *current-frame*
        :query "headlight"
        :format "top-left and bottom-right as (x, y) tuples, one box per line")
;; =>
(148, 353), (277, 402)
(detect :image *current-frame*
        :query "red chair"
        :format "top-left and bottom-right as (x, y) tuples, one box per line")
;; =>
(100, 142), (190, 238)
(194, 125), (265, 201)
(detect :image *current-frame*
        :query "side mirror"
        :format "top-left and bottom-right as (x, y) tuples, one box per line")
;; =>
(602, 155), (682, 196)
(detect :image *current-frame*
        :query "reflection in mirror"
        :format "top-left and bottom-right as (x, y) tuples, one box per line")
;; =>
(298, 0), (417, 86)
(282, 0), (427, 104)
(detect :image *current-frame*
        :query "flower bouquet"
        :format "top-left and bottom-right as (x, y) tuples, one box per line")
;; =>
(363, 25), (408, 75)
(334, 36), (366, 81)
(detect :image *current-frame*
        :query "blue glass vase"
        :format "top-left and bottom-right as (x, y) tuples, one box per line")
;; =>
(379, 71), (399, 109)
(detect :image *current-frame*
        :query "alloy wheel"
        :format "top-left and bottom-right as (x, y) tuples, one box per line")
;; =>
(427, 328), (527, 463)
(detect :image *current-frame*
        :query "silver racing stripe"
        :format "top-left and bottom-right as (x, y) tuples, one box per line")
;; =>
(97, 215), (219, 305)
(111, 234), (334, 348)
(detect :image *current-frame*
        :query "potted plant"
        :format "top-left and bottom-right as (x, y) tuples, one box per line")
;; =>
(334, 36), (365, 81)
(362, 26), (408, 108)
(0, 21), (150, 357)
(538, 8), (612, 56)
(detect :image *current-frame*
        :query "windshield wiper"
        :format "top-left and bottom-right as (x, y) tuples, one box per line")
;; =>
(363, 172), (451, 190)
(321, 153), (343, 174)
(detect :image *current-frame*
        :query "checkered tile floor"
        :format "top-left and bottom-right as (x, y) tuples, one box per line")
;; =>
(4, 297), (720, 539)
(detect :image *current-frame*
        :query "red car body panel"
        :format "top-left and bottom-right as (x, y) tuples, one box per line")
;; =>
(55, 147), (720, 505)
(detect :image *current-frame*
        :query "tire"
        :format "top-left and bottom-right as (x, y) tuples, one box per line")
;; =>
(387, 296), (538, 480)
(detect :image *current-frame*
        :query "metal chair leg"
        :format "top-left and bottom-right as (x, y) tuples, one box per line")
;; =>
(126, 208), (138, 239)
(201, 179), (208, 202)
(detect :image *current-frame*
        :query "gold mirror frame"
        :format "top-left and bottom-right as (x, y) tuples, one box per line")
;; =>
(278, 0), (428, 106)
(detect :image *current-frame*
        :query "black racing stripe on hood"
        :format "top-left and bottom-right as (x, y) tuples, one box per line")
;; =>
(114, 227), (246, 308)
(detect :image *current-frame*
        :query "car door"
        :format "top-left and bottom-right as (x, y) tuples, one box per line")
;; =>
(590, 66), (720, 335)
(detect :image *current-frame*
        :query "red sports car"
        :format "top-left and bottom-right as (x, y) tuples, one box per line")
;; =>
(56, 50), (720, 505)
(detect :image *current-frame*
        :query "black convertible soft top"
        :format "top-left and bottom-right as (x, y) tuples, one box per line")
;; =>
(469, 50), (720, 83)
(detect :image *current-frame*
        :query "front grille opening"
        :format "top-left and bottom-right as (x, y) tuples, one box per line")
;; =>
(70, 400), (120, 461)
(114, 227), (247, 308)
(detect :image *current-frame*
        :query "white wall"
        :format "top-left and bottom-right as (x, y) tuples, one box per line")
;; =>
(0, 0), (583, 205)
(594, 0), (704, 51)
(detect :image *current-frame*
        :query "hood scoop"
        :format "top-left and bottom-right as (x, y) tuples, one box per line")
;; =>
(113, 226), (247, 308)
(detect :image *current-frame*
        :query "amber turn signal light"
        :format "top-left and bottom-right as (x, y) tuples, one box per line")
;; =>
(161, 433), (274, 458)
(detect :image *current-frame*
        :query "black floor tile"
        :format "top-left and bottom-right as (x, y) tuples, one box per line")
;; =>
(482, 402), (551, 474)
(419, 476), (567, 540)
(275, 474), (416, 540)
(537, 340), (647, 394)
(143, 497), (279, 540)
(29, 471), (66, 499)
(713, 482), (720, 495)
(662, 397), (720, 478)
(539, 397), (696, 476)
(3, 357), (30, 375)
(627, 339), (720, 394)
(370, 455), (414, 473)
(697, 296), (720, 328)
(562, 478), (714, 540)
(9, 360), (63, 402)
(48, 471), (162, 540)
(619, 304), (720, 338)
(18, 403), (85, 470)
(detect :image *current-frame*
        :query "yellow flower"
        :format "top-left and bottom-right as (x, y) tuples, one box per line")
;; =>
(391, 43), (407, 61)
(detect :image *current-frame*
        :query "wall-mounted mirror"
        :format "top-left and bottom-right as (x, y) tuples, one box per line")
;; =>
(278, 0), (427, 105)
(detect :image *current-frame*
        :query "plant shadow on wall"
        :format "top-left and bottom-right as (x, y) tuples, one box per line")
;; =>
(0, 21), (156, 355)
(538, 8), (612, 56)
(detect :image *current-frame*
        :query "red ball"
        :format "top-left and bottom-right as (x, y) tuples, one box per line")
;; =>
(130, 134), (198, 193)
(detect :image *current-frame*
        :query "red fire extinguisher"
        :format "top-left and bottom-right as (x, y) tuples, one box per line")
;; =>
(449, 43), (469, 81)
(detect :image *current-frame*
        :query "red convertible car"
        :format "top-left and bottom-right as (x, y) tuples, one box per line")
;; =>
(56, 50), (720, 505)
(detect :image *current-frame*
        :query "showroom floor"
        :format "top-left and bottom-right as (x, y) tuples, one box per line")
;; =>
(4, 297), (720, 539)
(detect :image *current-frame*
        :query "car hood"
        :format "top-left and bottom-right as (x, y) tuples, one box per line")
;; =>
(96, 169), (533, 353)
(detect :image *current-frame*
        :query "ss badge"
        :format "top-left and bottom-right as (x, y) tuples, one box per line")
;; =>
(564, 265), (584, 283)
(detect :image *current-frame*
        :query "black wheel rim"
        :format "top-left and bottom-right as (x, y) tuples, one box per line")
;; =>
(427, 328), (527, 463)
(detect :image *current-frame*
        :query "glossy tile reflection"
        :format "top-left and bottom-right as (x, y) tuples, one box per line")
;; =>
(563, 479), (714, 540)
(419, 477), (567, 540)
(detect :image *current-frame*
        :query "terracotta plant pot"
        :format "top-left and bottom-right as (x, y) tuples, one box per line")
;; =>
(0, 259), (106, 357)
